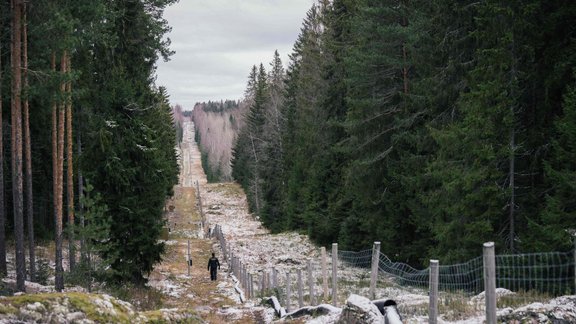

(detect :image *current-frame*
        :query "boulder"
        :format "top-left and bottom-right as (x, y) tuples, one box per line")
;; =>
(337, 294), (384, 324)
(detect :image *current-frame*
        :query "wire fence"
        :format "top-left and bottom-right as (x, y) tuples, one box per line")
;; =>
(210, 223), (575, 320)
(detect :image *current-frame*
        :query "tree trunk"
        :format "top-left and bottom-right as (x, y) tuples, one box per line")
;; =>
(249, 133), (260, 215)
(77, 122), (85, 264)
(11, 0), (26, 292)
(22, 2), (35, 282)
(0, 2), (7, 277)
(66, 56), (75, 271)
(53, 51), (64, 292)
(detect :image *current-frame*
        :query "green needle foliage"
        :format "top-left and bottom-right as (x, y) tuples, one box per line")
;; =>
(230, 0), (576, 267)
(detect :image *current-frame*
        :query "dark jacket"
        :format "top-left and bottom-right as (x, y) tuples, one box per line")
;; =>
(207, 257), (220, 270)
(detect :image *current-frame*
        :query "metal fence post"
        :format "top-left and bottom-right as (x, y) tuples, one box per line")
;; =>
(332, 243), (338, 306)
(483, 242), (496, 324)
(429, 259), (439, 324)
(369, 241), (381, 299)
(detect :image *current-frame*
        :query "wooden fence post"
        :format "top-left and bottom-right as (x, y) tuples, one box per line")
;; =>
(332, 243), (338, 307)
(321, 247), (328, 301)
(196, 180), (205, 233)
(286, 271), (292, 313)
(297, 268), (303, 308)
(483, 242), (496, 324)
(249, 273), (253, 299)
(261, 272), (266, 296)
(429, 259), (439, 324)
(272, 267), (278, 289)
(308, 259), (316, 306)
(369, 241), (381, 299)
(187, 240), (191, 277)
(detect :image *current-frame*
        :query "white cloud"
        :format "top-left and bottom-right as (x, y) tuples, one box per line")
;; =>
(155, 0), (315, 109)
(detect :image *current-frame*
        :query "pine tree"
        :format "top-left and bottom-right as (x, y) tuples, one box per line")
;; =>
(0, 1), (6, 277)
(340, 0), (426, 258)
(534, 79), (576, 251)
(66, 55), (75, 271)
(22, 1), (35, 282)
(11, 0), (26, 292)
(259, 51), (286, 229)
(282, 3), (328, 232)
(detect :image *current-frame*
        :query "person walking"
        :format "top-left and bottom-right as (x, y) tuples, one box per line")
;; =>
(207, 253), (221, 281)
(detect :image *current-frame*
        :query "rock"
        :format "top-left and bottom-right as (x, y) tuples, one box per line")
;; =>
(337, 294), (384, 324)
(284, 304), (341, 320)
(498, 295), (576, 323)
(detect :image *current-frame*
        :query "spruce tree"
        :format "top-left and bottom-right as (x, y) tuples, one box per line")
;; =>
(534, 79), (576, 251)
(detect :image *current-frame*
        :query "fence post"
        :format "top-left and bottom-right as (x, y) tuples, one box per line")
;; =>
(308, 259), (316, 306)
(321, 247), (328, 301)
(187, 240), (191, 277)
(483, 242), (496, 324)
(332, 243), (338, 306)
(196, 180), (205, 233)
(272, 267), (278, 289)
(369, 241), (381, 299)
(261, 271), (266, 296)
(429, 259), (439, 324)
(297, 268), (304, 308)
(286, 271), (292, 313)
(249, 273), (254, 299)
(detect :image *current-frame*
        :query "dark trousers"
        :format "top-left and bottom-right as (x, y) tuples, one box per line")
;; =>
(210, 268), (218, 281)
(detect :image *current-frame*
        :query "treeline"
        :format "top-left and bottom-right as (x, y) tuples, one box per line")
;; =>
(0, 0), (179, 291)
(231, 0), (576, 266)
(193, 100), (248, 182)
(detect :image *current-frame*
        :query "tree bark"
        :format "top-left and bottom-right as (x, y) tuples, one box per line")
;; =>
(77, 118), (86, 264)
(22, 1), (35, 282)
(11, 0), (26, 292)
(53, 51), (64, 292)
(66, 56), (75, 271)
(0, 1), (7, 277)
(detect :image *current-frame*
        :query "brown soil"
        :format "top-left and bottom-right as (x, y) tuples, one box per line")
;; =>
(147, 121), (264, 323)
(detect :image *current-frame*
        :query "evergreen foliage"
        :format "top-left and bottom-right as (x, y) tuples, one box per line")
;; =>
(230, 0), (576, 266)
(1, 0), (179, 285)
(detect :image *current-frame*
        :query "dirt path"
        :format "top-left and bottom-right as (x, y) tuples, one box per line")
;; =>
(147, 121), (265, 323)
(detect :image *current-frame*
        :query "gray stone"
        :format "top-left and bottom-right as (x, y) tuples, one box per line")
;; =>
(337, 294), (384, 324)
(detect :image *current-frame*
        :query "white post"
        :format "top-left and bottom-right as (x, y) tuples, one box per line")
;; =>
(483, 242), (496, 324)
(321, 246), (328, 301)
(332, 243), (338, 306)
(429, 259), (439, 324)
(308, 259), (316, 306)
(297, 268), (303, 308)
(369, 241), (381, 299)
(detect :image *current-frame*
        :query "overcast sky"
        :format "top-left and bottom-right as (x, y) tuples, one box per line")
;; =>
(155, 0), (315, 110)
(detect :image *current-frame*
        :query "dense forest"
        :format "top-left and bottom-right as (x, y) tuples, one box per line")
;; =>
(0, 0), (179, 291)
(230, 0), (576, 266)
